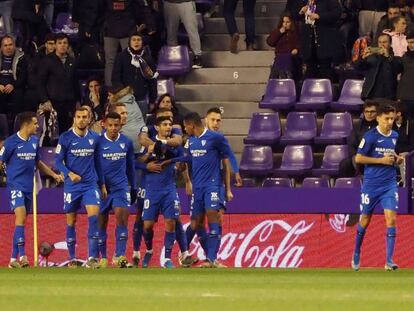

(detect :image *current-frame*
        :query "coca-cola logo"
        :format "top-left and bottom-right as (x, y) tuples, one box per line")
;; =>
(164, 220), (314, 268)
(328, 214), (350, 233)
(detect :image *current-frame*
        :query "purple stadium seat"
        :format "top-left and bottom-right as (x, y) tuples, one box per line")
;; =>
(259, 79), (296, 110)
(178, 13), (205, 42)
(241, 178), (257, 187)
(273, 145), (313, 177)
(262, 177), (293, 188)
(157, 79), (176, 98)
(330, 79), (364, 111)
(243, 112), (281, 145)
(0, 113), (8, 139)
(302, 177), (330, 188)
(239, 146), (273, 176)
(296, 79), (332, 110)
(312, 145), (349, 177)
(314, 112), (353, 145)
(280, 112), (317, 145)
(334, 177), (362, 188)
(39, 147), (56, 172)
(157, 45), (191, 76)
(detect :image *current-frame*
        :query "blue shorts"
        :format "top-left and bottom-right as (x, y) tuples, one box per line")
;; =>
(64, 188), (101, 213)
(190, 185), (225, 219)
(100, 189), (130, 214)
(8, 189), (32, 211)
(142, 189), (180, 221)
(360, 186), (398, 215)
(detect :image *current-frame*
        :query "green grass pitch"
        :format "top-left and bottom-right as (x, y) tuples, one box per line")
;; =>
(1, 268), (414, 311)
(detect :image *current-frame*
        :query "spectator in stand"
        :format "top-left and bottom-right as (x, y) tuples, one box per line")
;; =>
(223, 0), (256, 54)
(82, 77), (107, 122)
(299, 0), (342, 80)
(0, 35), (27, 116)
(356, 33), (402, 100)
(357, 0), (389, 38)
(397, 31), (414, 120)
(103, 0), (156, 86)
(164, 0), (203, 67)
(383, 16), (408, 56)
(375, 3), (401, 42)
(285, 0), (306, 23)
(266, 12), (300, 80)
(393, 102), (414, 153)
(406, 2), (414, 32)
(72, 0), (105, 46)
(37, 33), (79, 133)
(81, 104), (103, 134)
(146, 93), (183, 129)
(339, 100), (379, 177)
(107, 86), (145, 153)
(43, 0), (54, 29)
(338, 0), (359, 59)
(0, 0), (14, 35)
(24, 33), (56, 112)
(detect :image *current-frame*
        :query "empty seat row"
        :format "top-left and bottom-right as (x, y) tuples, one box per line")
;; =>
(240, 145), (349, 178)
(259, 79), (364, 111)
(241, 177), (362, 188)
(244, 112), (353, 146)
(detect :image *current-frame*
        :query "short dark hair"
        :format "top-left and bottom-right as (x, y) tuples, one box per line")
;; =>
(155, 116), (173, 126)
(1, 35), (14, 46)
(105, 111), (121, 121)
(388, 2), (401, 10)
(184, 112), (203, 126)
(377, 103), (396, 115)
(206, 107), (222, 116)
(156, 93), (176, 109)
(75, 106), (90, 114)
(18, 112), (37, 126)
(44, 33), (55, 43)
(363, 100), (379, 110)
(108, 103), (126, 113)
(54, 33), (68, 42)
(407, 31), (414, 40)
(156, 107), (173, 116)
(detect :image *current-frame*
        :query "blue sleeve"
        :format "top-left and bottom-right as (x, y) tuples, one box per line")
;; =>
(215, 134), (239, 173)
(55, 136), (70, 177)
(171, 127), (183, 136)
(127, 140), (137, 189)
(0, 139), (13, 163)
(94, 140), (104, 186)
(357, 132), (374, 156)
(170, 141), (190, 163)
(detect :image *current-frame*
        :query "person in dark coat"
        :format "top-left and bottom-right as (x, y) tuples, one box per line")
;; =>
(71, 0), (105, 46)
(298, 0), (342, 80)
(37, 33), (80, 132)
(356, 33), (402, 100)
(375, 3), (401, 43)
(111, 31), (157, 117)
(397, 31), (414, 120)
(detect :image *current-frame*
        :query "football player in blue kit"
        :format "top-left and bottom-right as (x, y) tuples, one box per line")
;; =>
(96, 112), (136, 268)
(352, 104), (404, 271)
(55, 107), (104, 268)
(0, 112), (63, 268)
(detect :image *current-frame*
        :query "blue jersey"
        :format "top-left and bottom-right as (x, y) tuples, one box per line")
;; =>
(0, 132), (40, 192)
(97, 133), (136, 192)
(357, 127), (399, 188)
(140, 125), (182, 140)
(55, 129), (102, 192)
(183, 129), (238, 188)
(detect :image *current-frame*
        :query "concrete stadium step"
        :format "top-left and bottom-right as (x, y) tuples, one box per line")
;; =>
(201, 51), (274, 67)
(176, 101), (271, 118)
(204, 17), (277, 34)
(178, 67), (270, 84)
(175, 84), (266, 101)
(214, 1), (286, 18)
(227, 135), (245, 153)
(202, 34), (272, 51)
(220, 119), (251, 135)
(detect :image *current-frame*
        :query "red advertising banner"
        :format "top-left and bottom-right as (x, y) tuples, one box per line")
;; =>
(0, 214), (413, 268)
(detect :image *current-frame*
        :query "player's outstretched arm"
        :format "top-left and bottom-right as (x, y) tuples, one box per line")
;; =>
(215, 134), (240, 174)
(36, 160), (63, 183)
(138, 132), (156, 149)
(166, 134), (183, 147)
(355, 153), (396, 166)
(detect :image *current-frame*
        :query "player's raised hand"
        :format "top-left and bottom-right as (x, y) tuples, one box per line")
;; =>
(147, 161), (162, 173)
(53, 173), (64, 184)
(395, 154), (404, 165)
(382, 155), (395, 166)
(68, 171), (81, 183)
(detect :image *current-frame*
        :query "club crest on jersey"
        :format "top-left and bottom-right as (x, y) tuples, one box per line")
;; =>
(392, 139), (396, 145)
(89, 139), (94, 145)
(32, 143), (37, 149)
(120, 143), (125, 149)
(201, 140), (206, 146)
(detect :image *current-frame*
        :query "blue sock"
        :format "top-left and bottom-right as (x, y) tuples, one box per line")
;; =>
(207, 223), (220, 262)
(88, 215), (99, 259)
(175, 221), (188, 253)
(132, 220), (143, 252)
(12, 225), (25, 258)
(196, 227), (208, 255)
(386, 227), (396, 263)
(66, 225), (76, 260)
(185, 225), (196, 250)
(354, 224), (366, 257)
(215, 225), (222, 255)
(98, 228), (107, 259)
(164, 231), (176, 260)
(143, 229), (154, 251)
(116, 225), (128, 257)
